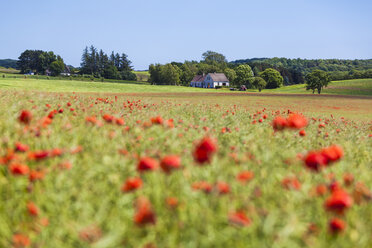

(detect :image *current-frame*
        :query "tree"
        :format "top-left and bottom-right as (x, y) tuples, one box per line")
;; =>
(202, 51), (227, 64)
(235, 64), (254, 87)
(159, 64), (181, 85)
(224, 68), (237, 85)
(17, 50), (61, 75)
(149, 64), (162, 85)
(103, 64), (119, 79)
(305, 70), (330, 94)
(180, 63), (197, 86)
(80, 46), (135, 80)
(253, 66), (260, 77)
(259, 68), (283, 89)
(252, 77), (267, 92)
(80, 46), (90, 74)
(49, 58), (65, 76)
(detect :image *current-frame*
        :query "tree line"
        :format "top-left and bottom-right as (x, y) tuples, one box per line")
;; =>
(231, 57), (372, 83)
(14, 46), (136, 81)
(0, 59), (18, 69)
(17, 50), (65, 76)
(148, 51), (284, 90)
(80, 45), (136, 81)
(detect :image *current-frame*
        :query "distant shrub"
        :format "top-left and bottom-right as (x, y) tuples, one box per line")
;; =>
(2, 74), (5, 78)
(100, 77), (104, 82)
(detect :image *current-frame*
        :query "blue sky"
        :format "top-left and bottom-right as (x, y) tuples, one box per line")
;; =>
(1, 0), (371, 70)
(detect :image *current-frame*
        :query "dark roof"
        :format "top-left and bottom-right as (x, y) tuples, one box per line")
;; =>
(191, 75), (206, 83)
(208, 73), (229, 82)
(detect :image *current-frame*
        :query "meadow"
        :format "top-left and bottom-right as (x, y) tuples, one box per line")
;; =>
(1, 76), (372, 95)
(0, 77), (372, 247)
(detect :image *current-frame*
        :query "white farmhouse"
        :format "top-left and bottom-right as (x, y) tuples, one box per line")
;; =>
(190, 73), (229, 88)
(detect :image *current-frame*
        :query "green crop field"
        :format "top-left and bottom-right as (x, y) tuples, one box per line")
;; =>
(265, 79), (372, 96)
(0, 77), (372, 247)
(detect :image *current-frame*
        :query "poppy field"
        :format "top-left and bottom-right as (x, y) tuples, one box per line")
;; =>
(1, 89), (372, 248)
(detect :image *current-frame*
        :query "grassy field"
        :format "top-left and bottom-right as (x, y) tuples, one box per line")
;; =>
(134, 71), (150, 82)
(0, 77), (211, 93)
(0, 67), (20, 74)
(1, 76), (372, 96)
(0, 81), (372, 247)
(266, 79), (372, 96)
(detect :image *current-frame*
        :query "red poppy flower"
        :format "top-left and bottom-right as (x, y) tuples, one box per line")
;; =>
(343, 173), (354, 186)
(228, 211), (251, 227)
(115, 118), (125, 126)
(329, 218), (346, 233)
(40, 116), (53, 128)
(86, 116), (97, 124)
(299, 130), (306, 137)
(272, 116), (288, 131)
(151, 116), (163, 125)
(320, 145), (344, 164)
(303, 151), (328, 171)
(134, 197), (156, 225)
(102, 114), (114, 123)
(15, 142), (29, 152)
(192, 181), (213, 194)
(59, 161), (73, 170)
(329, 181), (341, 193)
(216, 181), (230, 194)
(39, 217), (49, 227)
(27, 202), (39, 216)
(166, 197), (178, 208)
(121, 177), (143, 192)
(236, 171), (254, 183)
(29, 150), (49, 161)
(160, 155), (181, 173)
(193, 137), (217, 164)
(10, 163), (29, 175)
(137, 157), (158, 172)
(12, 234), (31, 247)
(51, 148), (63, 157)
(315, 184), (327, 196)
(29, 170), (45, 182)
(287, 114), (308, 129)
(18, 110), (32, 125)
(281, 176), (301, 190)
(325, 189), (353, 214)
(48, 110), (57, 119)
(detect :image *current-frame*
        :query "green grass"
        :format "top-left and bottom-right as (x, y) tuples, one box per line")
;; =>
(266, 79), (372, 96)
(0, 77), (209, 93)
(0, 67), (20, 74)
(133, 70), (149, 76)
